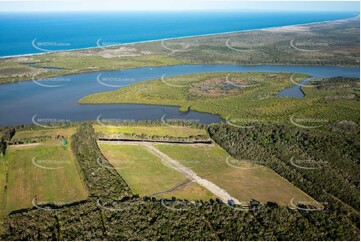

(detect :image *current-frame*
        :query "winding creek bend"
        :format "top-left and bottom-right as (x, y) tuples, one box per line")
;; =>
(0, 64), (359, 126)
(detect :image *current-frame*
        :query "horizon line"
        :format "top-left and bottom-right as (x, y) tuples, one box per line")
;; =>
(0, 9), (359, 12)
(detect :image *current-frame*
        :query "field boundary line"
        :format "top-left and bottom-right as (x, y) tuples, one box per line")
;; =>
(97, 140), (214, 146)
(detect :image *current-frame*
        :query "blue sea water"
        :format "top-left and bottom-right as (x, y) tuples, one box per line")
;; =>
(0, 11), (358, 57)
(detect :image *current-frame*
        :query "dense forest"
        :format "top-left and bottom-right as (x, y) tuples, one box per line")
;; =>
(208, 123), (360, 225)
(1, 123), (359, 240)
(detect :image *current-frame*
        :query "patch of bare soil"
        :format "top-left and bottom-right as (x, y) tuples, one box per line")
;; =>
(325, 94), (357, 100)
(189, 77), (254, 97)
(0, 66), (47, 78)
(59, 46), (152, 58)
(4, 56), (35, 63)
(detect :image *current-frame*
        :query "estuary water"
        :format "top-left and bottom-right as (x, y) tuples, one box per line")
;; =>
(0, 64), (358, 126)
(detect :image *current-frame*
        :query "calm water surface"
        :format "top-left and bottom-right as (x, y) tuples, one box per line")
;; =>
(0, 64), (359, 126)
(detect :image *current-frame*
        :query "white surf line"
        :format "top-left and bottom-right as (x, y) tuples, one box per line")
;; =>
(143, 143), (240, 205)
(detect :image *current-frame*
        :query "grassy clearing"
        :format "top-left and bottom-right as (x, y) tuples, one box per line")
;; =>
(154, 144), (317, 206)
(0, 140), (88, 214)
(98, 143), (215, 201)
(11, 127), (76, 141)
(94, 125), (207, 138)
(0, 157), (7, 231)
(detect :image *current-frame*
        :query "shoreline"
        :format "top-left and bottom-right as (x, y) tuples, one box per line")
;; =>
(2, 63), (360, 87)
(0, 14), (359, 59)
(0, 63), (359, 88)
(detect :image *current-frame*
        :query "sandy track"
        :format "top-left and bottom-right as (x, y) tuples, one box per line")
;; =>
(143, 143), (240, 204)
(8, 143), (42, 148)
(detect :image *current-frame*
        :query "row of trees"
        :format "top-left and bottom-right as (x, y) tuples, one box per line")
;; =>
(0, 127), (15, 155)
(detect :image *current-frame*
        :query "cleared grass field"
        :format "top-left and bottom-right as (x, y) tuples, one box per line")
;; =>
(0, 139), (88, 214)
(11, 127), (76, 141)
(0, 158), (7, 230)
(98, 143), (215, 201)
(154, 144), (317, 206)
(94, 125), (207, 138)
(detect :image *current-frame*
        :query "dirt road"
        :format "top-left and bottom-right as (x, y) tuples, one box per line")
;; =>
(8, 143), (42, 148)
(144, 143), (240, 205)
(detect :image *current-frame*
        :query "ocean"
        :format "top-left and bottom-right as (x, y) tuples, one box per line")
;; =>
(0, 11), (358, 57)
